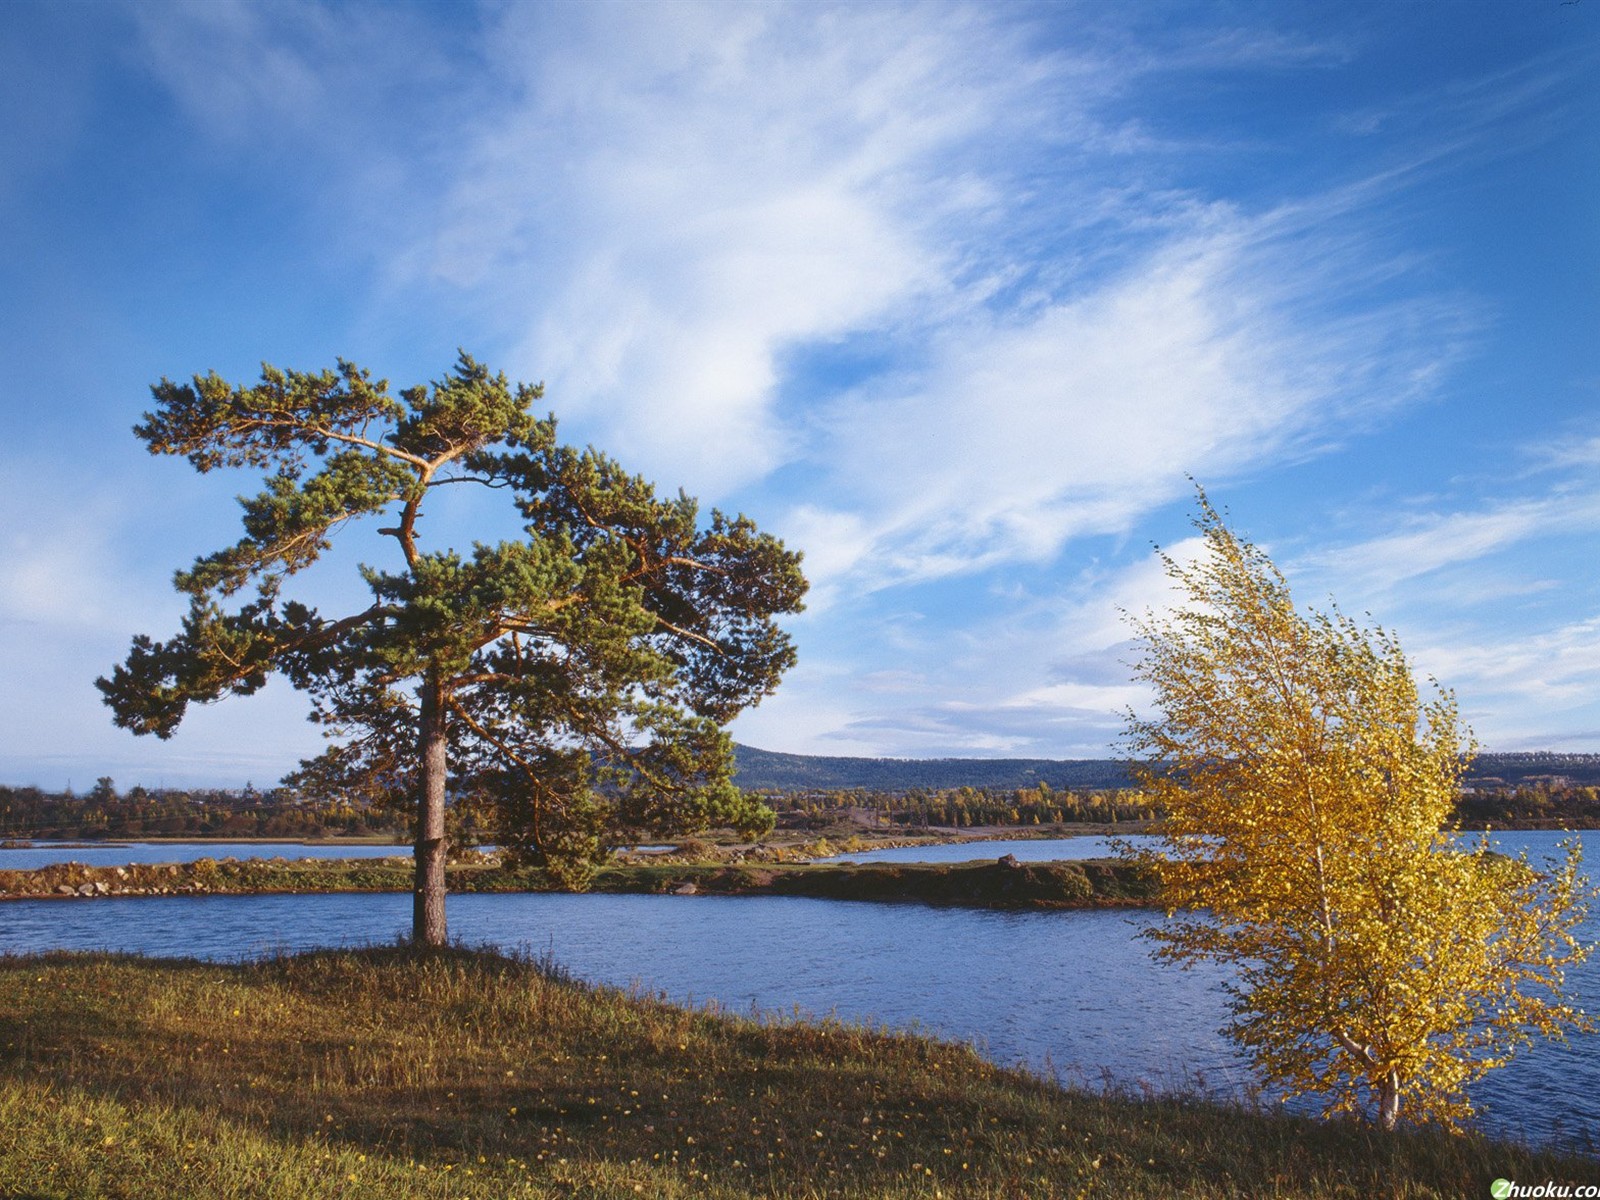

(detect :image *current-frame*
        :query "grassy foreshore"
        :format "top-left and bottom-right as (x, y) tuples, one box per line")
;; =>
(0, 946), (1593, 1199)
(0, 855), (1159, 910)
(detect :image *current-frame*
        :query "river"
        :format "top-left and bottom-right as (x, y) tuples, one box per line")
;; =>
(0, 832), (1593, 1149)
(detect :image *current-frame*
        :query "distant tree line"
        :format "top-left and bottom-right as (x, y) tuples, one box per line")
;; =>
(766, 783), (1158, 829)
(1455, 783), (1600, 829)
(731, 745), (1137, 792)
(733, 746), (1600, 795)
(3, 776), (1594, 842)
(1467, 752), (1600, 787)
(767, 780), (1600, 832)
(0, 779), (405, 841)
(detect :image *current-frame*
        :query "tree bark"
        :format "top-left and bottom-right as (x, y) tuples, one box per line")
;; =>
(413, 673), (449, 947)
(1378, 1071), (1401, 1131)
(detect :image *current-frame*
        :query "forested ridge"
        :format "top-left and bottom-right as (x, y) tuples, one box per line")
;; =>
(4, 747), (1599, 839)
(731, 745), (1600, 792)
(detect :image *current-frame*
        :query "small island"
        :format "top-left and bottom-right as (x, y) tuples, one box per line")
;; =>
(0, 845), (1159, 909)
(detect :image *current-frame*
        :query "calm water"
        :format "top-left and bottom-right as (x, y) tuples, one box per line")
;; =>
(0, 841), (415, 870)
(0, 833), (1593, 1148)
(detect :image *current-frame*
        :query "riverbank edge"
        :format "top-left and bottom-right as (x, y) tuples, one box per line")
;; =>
(3, 815), (1590, 852)
(0, 855), (1160, 910)
(1, 945), (1595, 1200)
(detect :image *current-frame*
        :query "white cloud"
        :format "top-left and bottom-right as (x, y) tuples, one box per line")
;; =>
(1406, 616), (1600, 750)
(130, 0), (332, 140)
(411, 1), (1114, 495)
(0, 457), (336, 789)
(0, 466), (164, 634)
(734, 537), (1208, 758)
(1524, 428), (1600, 473)
(1248, 470), (1600, 751)
(776, 505), (878, 611)
(1434, 618), (1600, 701)
(1298, 489), (1600, 597)
(0, 530), (115, 631)
(801, 212), (1470, 592)
(134, 0), (1478, 579)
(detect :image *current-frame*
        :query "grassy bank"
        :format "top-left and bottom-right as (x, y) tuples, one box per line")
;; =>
(0, 856), (1159, 910)
(0, 947), (1594, 1199)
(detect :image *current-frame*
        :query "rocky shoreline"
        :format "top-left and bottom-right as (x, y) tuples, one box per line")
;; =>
(0, 852), (1159, 910)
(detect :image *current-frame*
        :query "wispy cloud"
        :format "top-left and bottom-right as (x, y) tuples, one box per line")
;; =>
(132, 0), (330, 139)
(413, 2), (1482, 593)
(734, 536), (1206, 758)
(129, 0), (1487, 550)
(0, 455), (327, 787)
(412, 1), (1065, 494)
(1299, 488), (1600, 597)
(800, 213), (1474, 592)
(1398, 613), (1600, 753)
(1281, 466), (1600, 749)
(1523, 425), (1600, 473)
(77, 0), (1596, 773)
(400, 2), (1421, 517)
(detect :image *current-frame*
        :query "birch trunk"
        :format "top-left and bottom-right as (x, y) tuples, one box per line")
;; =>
(1378, 1071), (1401, 1131)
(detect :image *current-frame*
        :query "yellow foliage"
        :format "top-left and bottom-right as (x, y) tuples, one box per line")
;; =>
(1122, 490), (1592, 1131)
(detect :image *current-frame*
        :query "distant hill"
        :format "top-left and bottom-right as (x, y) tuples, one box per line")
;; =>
(1461, 752), (1600, 788)
(731, 745), (1134, 792)
(731, 746), (1600, 793)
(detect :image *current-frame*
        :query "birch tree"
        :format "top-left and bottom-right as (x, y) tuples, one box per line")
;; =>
(1123, 492), (1591, 1130)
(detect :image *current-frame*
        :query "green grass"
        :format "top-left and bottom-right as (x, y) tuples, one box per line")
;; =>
(0, 947), (1594, 1199)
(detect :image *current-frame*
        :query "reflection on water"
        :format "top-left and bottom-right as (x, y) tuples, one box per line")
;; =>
(0, 832), (1593, 1149)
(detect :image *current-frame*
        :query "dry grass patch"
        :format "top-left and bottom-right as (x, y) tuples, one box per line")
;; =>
(0, 946), (1594, 1198)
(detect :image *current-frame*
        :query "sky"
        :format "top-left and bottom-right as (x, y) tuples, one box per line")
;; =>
(1, 0), (1597, 789)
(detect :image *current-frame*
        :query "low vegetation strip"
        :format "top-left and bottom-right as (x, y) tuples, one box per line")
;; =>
(0, 856), (1160, 909)
(0, 947), (1593, 1199)
(595, 858), (1161, 907)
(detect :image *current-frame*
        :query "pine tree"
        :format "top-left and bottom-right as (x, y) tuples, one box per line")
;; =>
(99, 354), (806, 943)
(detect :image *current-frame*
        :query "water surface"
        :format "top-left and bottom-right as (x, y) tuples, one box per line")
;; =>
(2, 832), (1593, 1149)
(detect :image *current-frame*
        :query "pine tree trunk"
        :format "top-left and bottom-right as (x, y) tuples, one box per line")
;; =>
(1378, 1071), (1401, 1131)
(413, 674), (449, 947)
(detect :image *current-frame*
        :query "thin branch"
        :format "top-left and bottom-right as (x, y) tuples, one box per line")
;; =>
(448, 698), (539, 776)
(228, 415), (433, 472)
(451, 672), (519, 689)
(428, 474), (513, 490)
(652, 615), (723, 653)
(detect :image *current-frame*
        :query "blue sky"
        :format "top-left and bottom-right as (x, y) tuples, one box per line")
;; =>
(2, 0), (1597, 788)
